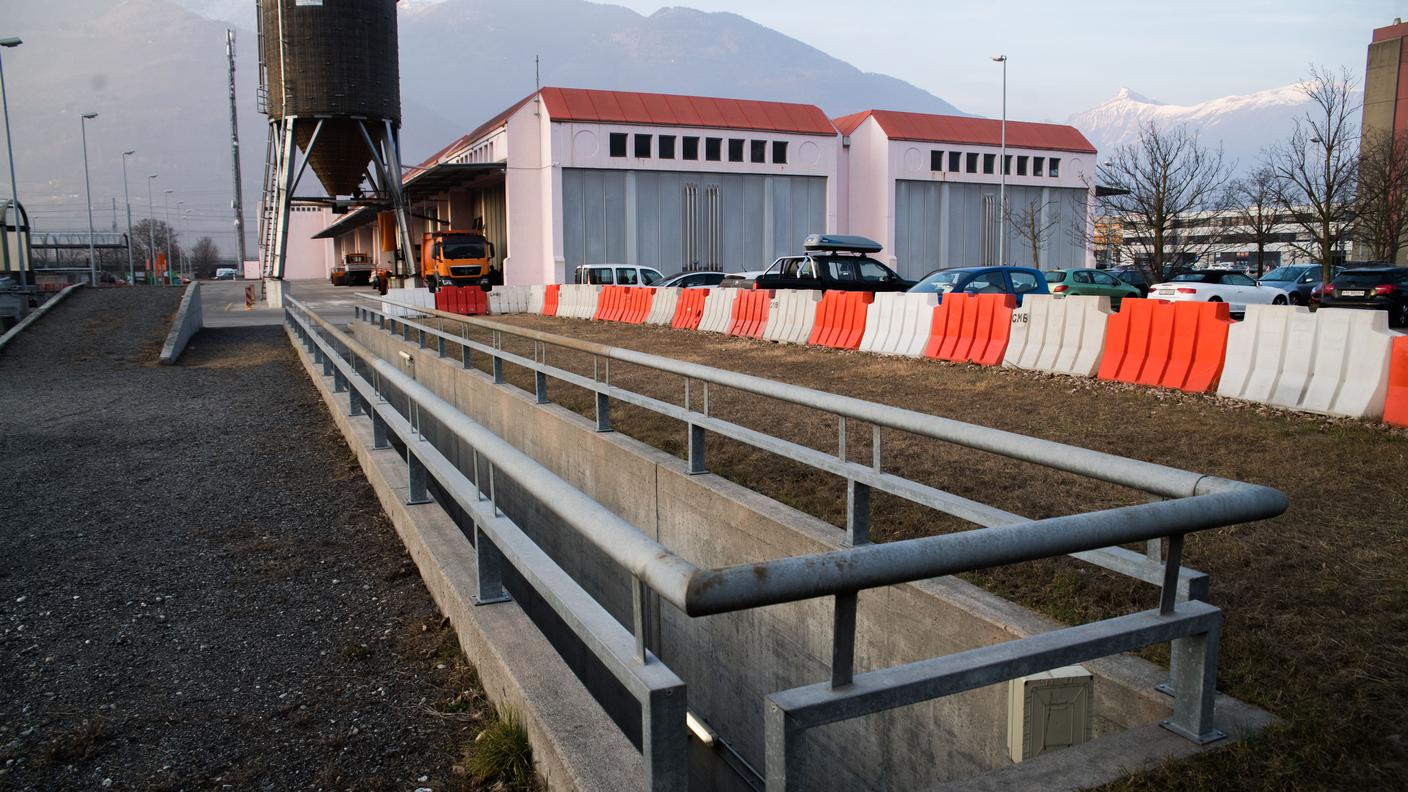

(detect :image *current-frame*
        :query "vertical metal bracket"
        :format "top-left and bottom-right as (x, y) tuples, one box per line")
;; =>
(473, 524), (511, 605)
(687, 424), (707, 474)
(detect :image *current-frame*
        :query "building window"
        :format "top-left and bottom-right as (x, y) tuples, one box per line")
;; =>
(750, 140), (767, 163)
(728, 139), (745, 162)
(1003, 154), (1012, 175)
(930, 150), (944, 171)
(949, 151), (961, 172)
(683, 136), (700, 160)
(982, 153), (995, 174)
(634, 134), (652, 158)
(659, 135), (676, 159)
(966, 152), (978, 173)
(1033, 157), (1045, 176)
(705, 137), (722, 161)
(1049, 158), (1061, 177)
(1016, 155), (1028, 176)
(609, 133), (627, 158)
(772, 141), (788, 164)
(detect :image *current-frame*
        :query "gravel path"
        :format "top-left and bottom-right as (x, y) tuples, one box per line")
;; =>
(0, 289), (490, 790)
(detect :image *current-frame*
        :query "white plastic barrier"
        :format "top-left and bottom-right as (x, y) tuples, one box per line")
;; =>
(487, 288), (506, 315)
(528, 285), (546, 315)
(763, 290), (823, 345)
(697, 289), (738, 334)
(1003, 295), (1111, 377)
(646, 287), (681, 325)
(503, 285), (534, 314)
(1218, 305), (1399, 419)
(382, 287), (434, 317)
(556, 285), (602, 320)
(859, 292), (938, 357)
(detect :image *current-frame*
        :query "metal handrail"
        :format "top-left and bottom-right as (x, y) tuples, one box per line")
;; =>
(316, 295), (1289, 789)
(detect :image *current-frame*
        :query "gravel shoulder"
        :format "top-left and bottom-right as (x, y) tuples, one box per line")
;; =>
(0, 289), (494, 791)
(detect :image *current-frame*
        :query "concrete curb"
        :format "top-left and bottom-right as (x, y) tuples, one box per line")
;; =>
(0, 283), (83, 354)
(284, 323), (642, 792)
(158, 283), (203, 365)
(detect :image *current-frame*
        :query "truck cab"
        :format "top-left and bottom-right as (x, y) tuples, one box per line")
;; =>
(330, 252), (373, 286)
(421, 230), (497, 292)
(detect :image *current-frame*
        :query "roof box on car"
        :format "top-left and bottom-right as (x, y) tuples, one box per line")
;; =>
(803, 234), (883, 254)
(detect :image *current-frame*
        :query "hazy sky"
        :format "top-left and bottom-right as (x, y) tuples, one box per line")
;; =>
(600, 0), (1408, 121)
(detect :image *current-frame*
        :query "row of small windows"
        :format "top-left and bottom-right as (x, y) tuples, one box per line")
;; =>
(609, 132), (788, 165)
(928, 150), (1061, 178)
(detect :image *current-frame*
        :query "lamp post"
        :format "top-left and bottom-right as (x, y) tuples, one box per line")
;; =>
(121, 150), (135, 284)
(146, 174), (157, 284)
(163, 188), (173, 284)
(992, 54), (1007, 266)
(1, 37), (24, 286)
(80, 112), (99, 286)
(176, 200), (186, 279)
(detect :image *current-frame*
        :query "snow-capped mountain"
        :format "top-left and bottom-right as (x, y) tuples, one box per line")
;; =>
(1069, 84), (1322, 171)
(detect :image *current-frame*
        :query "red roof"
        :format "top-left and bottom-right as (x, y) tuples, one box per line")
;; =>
(1373, 21), (1408, 42)
(537, 87), (836, 136)
(834, 109), (1096, 154)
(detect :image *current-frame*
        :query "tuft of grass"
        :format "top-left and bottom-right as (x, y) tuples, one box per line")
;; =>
(465, 709), (535, 789)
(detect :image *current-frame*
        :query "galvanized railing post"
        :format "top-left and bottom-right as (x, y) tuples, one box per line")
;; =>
(491, 331), (505, 384)
(764, 701), (806, 792)
(349, 389), (363, 417)
(372, 410), (390, 449)
(533, 342), (549, 404)
(407, 449), (432, 505)
(643, 684), (689, 792)
(1162, 612), (1225, 745)
(437, 333), (445, 358)
(687, 424), (707, 474)
(473, 522), (512, 605)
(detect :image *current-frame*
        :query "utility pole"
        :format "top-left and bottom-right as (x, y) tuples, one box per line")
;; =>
(147, 174), (157, 283)
(226, 30), (247, 274)
(0, 37), (25, 287)
(81, 112), (99, 286)
(163, 188), (173, 284)
(122, 150), (135, 284)
(992, 55), (1008, 266)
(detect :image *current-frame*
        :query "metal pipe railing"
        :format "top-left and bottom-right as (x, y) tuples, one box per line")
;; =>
(304, 295), (1290, 788)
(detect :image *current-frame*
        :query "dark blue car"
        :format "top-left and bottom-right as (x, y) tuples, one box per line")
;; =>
(907, 266), (1049, 305)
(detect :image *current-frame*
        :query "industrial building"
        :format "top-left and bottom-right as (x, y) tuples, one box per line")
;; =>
(311, 86), (1098, 284)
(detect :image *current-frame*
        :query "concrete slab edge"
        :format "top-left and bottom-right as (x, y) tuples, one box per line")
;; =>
(0, 283), (82, 354)
(284, 324), (643, 792)
(159, 283), (203, 365)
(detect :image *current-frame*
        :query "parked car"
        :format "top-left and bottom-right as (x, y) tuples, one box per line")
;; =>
(753, 234), (914, 292)
(1309, 281), (1325, 310)
(720, 270), (764, 289)
(657, 270), (726, 288)
(1258, 264), (1337, 306)
(1106, 266), (1153, 297)
(907, 266), (1049, 305)
(1148, 270), (1288, 313)
(574, 264), (665, 286)
(214, 267), (238, 281)
(1043, 268), (1140, 309)
(1320, 266), (1408, 327)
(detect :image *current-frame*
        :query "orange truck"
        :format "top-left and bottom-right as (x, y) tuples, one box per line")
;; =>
(420, 230), (497, 292)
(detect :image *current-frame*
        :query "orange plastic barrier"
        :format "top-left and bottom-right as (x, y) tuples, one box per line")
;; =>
(808, 291), (874, 349)
(1097, 299), (1230, 392)
(594, 285), (623, 321)
(922, 293), (1016, 365)
(543, 284), (560, 316)
(671, 289), (707, 330)
(1384, 336), (1408, 427)
(728, 289), (774, 339)
(434, 285), (488, 316)
(620, 287), (656, 324)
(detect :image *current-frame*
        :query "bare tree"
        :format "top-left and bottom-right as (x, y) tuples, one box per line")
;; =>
(1226, 167), (1282, 277)
(1354, 130), (1408, 262)
(130, 218), (182, 277)
(190, 237), (221, 278)
(1268, 65), (1360, 282)
(1091, 122), (1233, 283)
(1004, 198), (1061, 269)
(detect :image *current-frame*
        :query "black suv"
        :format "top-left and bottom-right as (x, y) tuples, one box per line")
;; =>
(753, 234), (915, 292)
(1320, 266), (1408, 326)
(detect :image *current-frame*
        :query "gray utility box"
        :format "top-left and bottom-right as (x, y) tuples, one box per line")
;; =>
(1007, 664), (1094, 762)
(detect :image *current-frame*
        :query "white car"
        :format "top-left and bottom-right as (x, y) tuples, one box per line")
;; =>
(1149, 270), (1289, 313)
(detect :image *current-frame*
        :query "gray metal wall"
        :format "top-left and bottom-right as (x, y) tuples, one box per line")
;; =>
(894, 181), (1088, 278)
(562, 168), (825, 273)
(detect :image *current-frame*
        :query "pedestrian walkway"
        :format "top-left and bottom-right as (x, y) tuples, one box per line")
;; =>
(0, 289), (486, 789)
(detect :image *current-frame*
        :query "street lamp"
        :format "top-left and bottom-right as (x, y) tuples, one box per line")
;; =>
(176, 200), (186, 278)
(992, 54), (1007, 266)
(80, 111), (99, 286)
(1, 37), (24, 286)
(163, 188), (173, 284)
(146, 174), (157, 284)
(121, 150), (135, 284)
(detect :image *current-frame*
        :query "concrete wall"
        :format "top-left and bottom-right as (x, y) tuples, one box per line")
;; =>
(345, 320), (1260, 791)
(158, 282), (202, 365)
